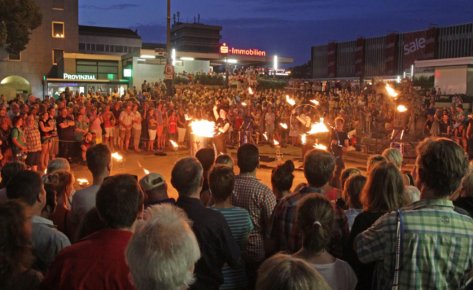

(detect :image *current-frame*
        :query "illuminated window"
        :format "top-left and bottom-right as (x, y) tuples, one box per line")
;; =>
(52, 49), (64, 65)
(52, 22), (65, 38)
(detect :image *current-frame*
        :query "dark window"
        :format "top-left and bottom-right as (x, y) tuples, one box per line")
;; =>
(79, 43), (86, 51)
(8, 52), (21, 61)
(52, 49), (64, 65)
(96, 44), (104, 52)
(52, 22), (64, 38)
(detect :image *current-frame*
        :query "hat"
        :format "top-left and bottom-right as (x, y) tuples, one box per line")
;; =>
(139, 173), (166, 192)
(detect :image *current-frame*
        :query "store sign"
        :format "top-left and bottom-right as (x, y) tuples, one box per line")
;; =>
(63, 73), (96, 80)
(404, 38), (426, 56)
(220, 43), (266, 57)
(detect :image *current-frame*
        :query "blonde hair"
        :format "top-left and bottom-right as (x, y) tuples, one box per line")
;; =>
(382, 148), (403, 169)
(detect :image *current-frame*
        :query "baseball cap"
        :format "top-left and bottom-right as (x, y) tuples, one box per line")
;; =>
(139, 173), (166, 192)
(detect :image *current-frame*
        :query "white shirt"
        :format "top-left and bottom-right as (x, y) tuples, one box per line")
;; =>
(313, 258), (357, 290)
(70, 185), (101, 227)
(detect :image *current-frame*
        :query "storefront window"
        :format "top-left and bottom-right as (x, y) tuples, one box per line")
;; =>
(76, 60), (119, 80)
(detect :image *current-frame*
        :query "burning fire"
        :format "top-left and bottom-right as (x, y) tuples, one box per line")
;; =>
(190, 120), (216, 138)
(170, 140), (178, 149)
(307, 118), (330, 135)
(397, 104), (408, 113)
(286, 95), (296, 106)
(273, 139), (280, 146)
(301, 134), (307, 145)
(280, 123), (288, 130)
(143, 168), (150, 175)
(385, 83), (399, 98)
(111, 152), (123, 162)
(184, 114), (192, 121)
(248, 87), (254, 95)
(314, 143), (328, 151)
(262, 132), (268, 141)
(241, 102), (247, 107)
(77, 178), (89, 186)
(310, 99), (320, 106)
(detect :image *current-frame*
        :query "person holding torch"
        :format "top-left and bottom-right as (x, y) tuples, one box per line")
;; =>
(213, 102), (230, 154)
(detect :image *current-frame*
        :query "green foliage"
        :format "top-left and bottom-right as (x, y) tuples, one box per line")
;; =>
(0, 0), (42, 53)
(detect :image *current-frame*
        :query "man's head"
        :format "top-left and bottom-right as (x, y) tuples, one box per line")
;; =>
(1, 161), (27, 187)
(126, 204), (200, 290)
(139, 173), (168, 204)
(237, 144), (259, 174)
(96, 174), (144, 229)
(86, 144), (111, 178)
(209, 165), (235, 203)
(6, 170), (45, 209)
(46, 158), (71, 174)
(195, 148), (215, 172)
(171, 157), (203, 197)
(215, 154), (234, 169)
(416, 138), (468, 198)
(303, 149), (335, 188)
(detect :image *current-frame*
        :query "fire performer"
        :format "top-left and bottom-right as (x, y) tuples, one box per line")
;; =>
(331, 117), (349, 188)
(213, 103), (230, 154)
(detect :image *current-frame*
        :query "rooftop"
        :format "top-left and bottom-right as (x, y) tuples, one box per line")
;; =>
(79, 25), (141, 39)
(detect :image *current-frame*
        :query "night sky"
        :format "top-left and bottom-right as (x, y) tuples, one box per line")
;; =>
(79, 0), (473, 65)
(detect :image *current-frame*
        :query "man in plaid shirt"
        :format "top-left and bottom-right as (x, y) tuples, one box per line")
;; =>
(270, 149), (349, 257)
(232, 144), (277, 289)
(356, 138), (473, 289)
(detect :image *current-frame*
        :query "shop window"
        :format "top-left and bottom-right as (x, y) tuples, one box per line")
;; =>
(96, 44), (104, 52)
(79, 43), (85, 51)
(52, 22), (65, 38)
(52, 49), (64, 65)
(8, 52), (21, 61)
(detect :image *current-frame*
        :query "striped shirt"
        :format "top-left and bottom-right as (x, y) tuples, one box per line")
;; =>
(212, 206), (254, 290)
(355, 198), (473, 290)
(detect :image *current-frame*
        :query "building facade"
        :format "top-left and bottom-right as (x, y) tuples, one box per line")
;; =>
(311, 23), (473, 80)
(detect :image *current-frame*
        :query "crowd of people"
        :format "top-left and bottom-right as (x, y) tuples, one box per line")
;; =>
(1, 137), (473, 290)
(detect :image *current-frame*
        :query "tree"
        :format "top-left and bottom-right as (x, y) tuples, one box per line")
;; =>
(0, 0), (42, 54)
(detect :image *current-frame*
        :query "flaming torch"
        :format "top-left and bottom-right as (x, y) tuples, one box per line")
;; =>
(241, 102), (247, 107)
(385, 83), (399, 98)
(111, 152), (123, 162)
(301, 134), (307, 145)
(310, 99), (320, 106)
(189, 120), (216, 156)
(286, 95), (296, 106)
(143, 168), (150, 175)
(170, 140), (179, 150)
(262, 132), (268, 141)
(248, 87), (254, 95)
(396, 104), (408, 113)
(77, 178), (89, 186)
(307, 118), (330, 135)
(280, 123), (288, 130)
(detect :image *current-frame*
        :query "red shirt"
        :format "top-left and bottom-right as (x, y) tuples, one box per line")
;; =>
(40, 229), (135, 290)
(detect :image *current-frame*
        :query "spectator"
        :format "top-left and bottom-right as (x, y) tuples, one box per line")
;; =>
(24, 114), (42, 171)
(340, 167), (361, 191)
(342, 174), (366, 230)
(454, 170), (473, 217)
(69, 144), (111, 240)
(0, 161), (27, 203)
(0, 200), (43, 290)
(38, 111), (55, 170)
(139, 172), (175, 207)
(40, 174), (143, 290)
(271, 149), (348, 257)
(209, 165), (253, 290)
(195, 148), (215, 206)
(172, 157), (241, 290)
(215, 153), (234, 169)
(366, 154), (386, 173)
(232, 144), (277, 288)
(382, 147), (414, 185)
(293, 194), (357, 290)
(56, 108), (75, 161)
(348, 161), (409, 289)
(11, 115), (27, 161)
(43, 171), (74, 238)
(356, 138), (473, 289)
(6, 170), (70, 272)
(127, 204), (201, 290)
(271, 160), (295, 201)
(256, 253), (330, 290)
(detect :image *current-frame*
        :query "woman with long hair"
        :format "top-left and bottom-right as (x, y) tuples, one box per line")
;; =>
(0, 200), (43, 289)
(347, 161), (409, 290)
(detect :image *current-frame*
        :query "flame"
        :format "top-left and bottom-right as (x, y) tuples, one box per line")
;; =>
(385, 83), (399, 98)
(397, 104), (408, 112)
(307, 118), (330, 135)
(301, 134), (307, 145)
(111, 152), (123, 162)
(184, 114), (192, 121)
(280, 123), (288, 130)
(76, 178), (89, 186)
(262, 132), (268, 140)
(143, 168), (150, 175)
(248, 87), (254, 95)
(286, 95), (296, 106)
(241, 102), (247, 107)
(170, 140), (178, 148)
(314, 143), (328, 151)
(190, 120), (216, 138)
(273, 139), (280, 146)
(43, 168), (47, 174)
(310, 99), (320, 106)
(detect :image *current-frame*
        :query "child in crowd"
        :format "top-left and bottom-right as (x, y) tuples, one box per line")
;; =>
(342, 174), (366, 230)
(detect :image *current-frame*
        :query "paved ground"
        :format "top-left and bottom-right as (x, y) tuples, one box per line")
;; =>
(71, 144), (414, 200)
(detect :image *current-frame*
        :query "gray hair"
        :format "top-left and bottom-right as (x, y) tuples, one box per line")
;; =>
(126, 204), (201, 290)
(382, 148), (403, 169)
(47, 158), (71, 174)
